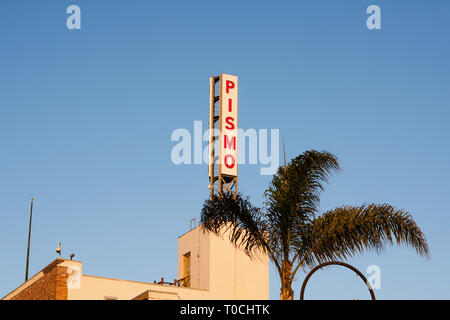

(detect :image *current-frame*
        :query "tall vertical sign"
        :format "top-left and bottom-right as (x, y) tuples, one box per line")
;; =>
(219, 74), (238, 178)
(209, 74), (238, 199)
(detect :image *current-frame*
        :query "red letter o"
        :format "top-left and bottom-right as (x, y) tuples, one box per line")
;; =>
(224, 155), (235, 169)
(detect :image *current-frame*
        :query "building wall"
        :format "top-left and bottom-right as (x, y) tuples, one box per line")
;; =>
(178, 225), (269, 300)
(235, 246), (269, 299)
(177, 226), (210, 291)
(209, 227), (269, 299)
(5, 258), (69, 300)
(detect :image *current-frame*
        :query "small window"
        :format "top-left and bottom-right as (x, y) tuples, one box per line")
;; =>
(183, 252), (191, 278)
(182, 252), (191, 287)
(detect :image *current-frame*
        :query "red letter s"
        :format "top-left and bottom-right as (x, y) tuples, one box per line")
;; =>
(225, 117), (235, 130)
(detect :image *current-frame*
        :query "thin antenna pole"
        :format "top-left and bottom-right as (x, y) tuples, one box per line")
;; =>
(283, 138), (287, 171)
(25, 198), (34, 282)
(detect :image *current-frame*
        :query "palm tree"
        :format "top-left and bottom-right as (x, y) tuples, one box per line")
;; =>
(201, 150), (429, 300)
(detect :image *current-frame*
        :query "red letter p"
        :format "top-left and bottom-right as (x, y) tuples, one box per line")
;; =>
(226, 80), (235, 93)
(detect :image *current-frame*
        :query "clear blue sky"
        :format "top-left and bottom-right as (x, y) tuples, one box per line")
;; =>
(1, 0), (449, 299)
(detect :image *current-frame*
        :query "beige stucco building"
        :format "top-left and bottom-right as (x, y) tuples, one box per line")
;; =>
(2, 226), (269, 300)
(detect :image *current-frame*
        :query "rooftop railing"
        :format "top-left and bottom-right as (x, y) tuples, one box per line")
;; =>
(153, 275), (190, 288)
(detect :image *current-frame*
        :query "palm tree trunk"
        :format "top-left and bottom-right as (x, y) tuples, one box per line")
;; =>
(280, 284), (294, 300)
(280, 260), (294, 300)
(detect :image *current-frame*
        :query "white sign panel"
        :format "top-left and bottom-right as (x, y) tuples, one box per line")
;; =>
(219, 74), (238, 177)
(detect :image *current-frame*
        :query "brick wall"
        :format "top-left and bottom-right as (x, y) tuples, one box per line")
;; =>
(11, 260), (68, 300)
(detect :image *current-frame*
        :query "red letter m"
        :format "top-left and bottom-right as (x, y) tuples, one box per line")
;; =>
(224, 135), (236, 150)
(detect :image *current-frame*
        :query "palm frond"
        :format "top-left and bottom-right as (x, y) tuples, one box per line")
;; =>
(264, 150), (340, 260)
(200, 192), (269, 258)
(298, 204), (430, 270)
(265, 150), (340, 222)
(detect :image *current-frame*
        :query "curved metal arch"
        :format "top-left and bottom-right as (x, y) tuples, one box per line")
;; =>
(300, 261), (376, 300)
